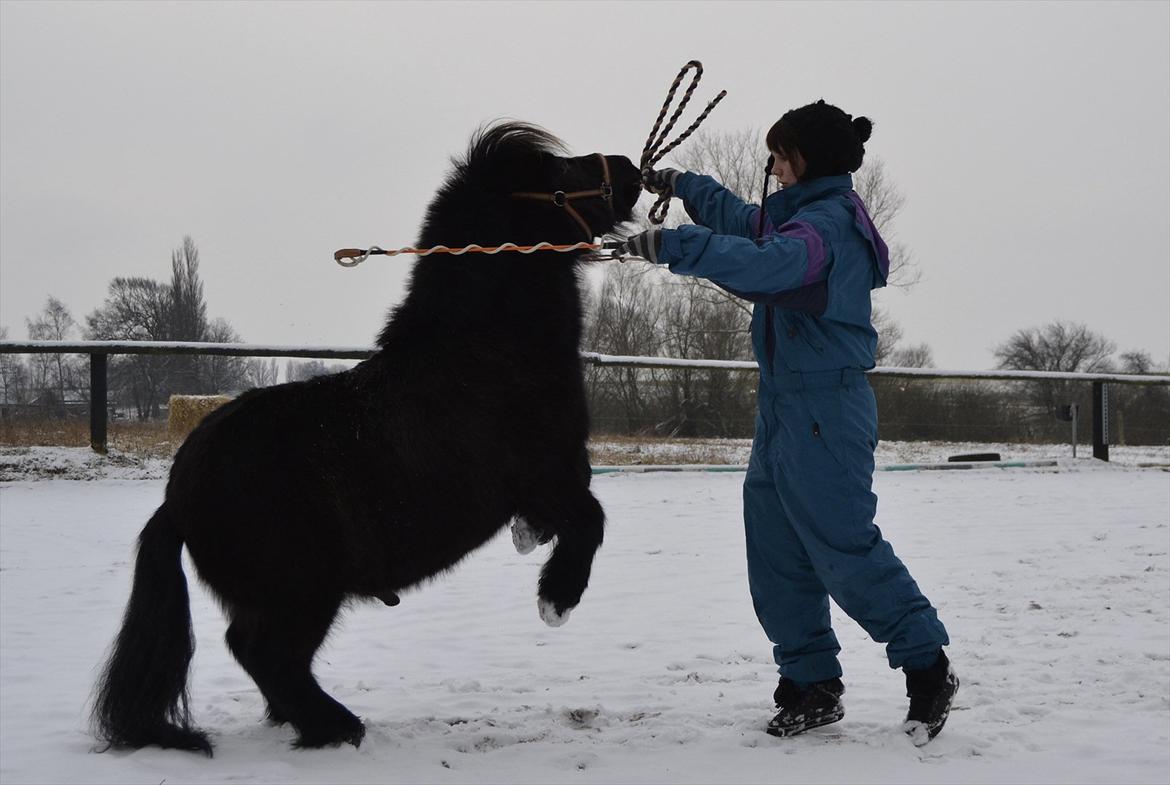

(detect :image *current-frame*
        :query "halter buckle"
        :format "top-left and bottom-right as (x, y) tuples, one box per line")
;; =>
(552, 191), (567, 208)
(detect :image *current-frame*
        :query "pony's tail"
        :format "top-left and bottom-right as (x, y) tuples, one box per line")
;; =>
(91, 504), (212, 755)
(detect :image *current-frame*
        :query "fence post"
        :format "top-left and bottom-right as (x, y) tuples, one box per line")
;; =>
(1092, 381), (1109, 462)
(90, 353), (108, 454)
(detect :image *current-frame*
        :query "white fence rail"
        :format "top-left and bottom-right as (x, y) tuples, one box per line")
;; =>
(3, 340), (1168, 458)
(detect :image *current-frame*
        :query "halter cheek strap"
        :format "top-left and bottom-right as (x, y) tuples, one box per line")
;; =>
(511, 153), (614, 243)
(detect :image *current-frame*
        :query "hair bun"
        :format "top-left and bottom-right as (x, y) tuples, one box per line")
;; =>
(852, 116), (873, 143)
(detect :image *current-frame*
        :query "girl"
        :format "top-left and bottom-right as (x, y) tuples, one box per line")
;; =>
(621, 100), (958, 745)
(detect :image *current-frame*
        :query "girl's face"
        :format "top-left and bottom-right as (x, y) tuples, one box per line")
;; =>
(769, 147), (805, 188)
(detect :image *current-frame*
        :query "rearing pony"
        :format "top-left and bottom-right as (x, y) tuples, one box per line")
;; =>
(92, 122), (643, 754)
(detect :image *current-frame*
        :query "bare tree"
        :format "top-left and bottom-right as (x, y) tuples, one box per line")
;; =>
(169, 237), (207, 341)
(994, 321), (1116, 373)
(871, 307), (904, 367)
(671, 128), (766, 205)
(0, 325), (32, 406)
(888, 343), (936, 369)
(86, 277), (171, 342)
(585, 263), (667, 357)
(168, 236), (209, 392)
(1118, 350), (1155, 374)
(26, 296), (82, 412)
(247, 358), (281, 388)
(656, 275), (756, 435)
(200, 318), (249, 393)
(994, 320), (1117, 416)
(583, 263), (669, 432)
(86, 278), (172, 419)
(84, 237), (245, 417)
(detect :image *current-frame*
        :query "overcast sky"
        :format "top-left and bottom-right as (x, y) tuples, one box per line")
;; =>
(2, 0), (1167, 370)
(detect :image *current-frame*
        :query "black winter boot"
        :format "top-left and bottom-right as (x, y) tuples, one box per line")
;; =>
(766, 677), (845, 737)
(903, 650), (959, 746)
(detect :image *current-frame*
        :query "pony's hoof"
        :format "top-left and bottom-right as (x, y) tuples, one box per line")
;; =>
(511, 518), (540, 555)
(292, 719), (365, 750)
(538, 598), (572, 627)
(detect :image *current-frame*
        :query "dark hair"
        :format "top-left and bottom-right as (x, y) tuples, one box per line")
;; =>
(765, 121), (801, 164)
(766, 100), (873, 181)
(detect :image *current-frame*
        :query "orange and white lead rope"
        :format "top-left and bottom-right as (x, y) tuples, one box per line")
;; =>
(334, 241), (623, 267)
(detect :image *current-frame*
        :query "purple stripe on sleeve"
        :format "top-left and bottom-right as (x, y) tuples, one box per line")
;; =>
(749, 206), (775, 238)
(777, 221), (826, 285)
(846, 192), (891, 282)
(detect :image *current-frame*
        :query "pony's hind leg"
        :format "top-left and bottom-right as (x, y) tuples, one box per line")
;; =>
(227, 600), (365, 748)
(225, 618), (286, 725)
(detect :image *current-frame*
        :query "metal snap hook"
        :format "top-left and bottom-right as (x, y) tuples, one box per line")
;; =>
(334, 246), (384, 267)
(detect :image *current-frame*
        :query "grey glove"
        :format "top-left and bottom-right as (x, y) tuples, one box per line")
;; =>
(618, 228), (664, 263)
(641, 168), (683, 193)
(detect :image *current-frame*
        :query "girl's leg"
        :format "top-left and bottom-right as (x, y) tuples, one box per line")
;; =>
(773, 382), (949, 670)
(743, 414), (843, 684)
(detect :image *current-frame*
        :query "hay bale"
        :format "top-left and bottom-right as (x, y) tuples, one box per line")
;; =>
(168, 394), (232, 437)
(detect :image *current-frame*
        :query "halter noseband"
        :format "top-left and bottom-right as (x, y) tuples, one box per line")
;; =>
(511, 153), (614, 243)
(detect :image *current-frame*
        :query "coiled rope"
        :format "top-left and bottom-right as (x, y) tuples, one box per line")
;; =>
(639, 60), (727, 224)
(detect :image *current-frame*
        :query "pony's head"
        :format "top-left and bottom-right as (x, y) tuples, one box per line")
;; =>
(417, 122), (642, 254)
(382, 122), (642, 348)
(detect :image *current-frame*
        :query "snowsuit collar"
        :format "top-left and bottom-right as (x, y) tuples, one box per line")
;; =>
(763, 174), (854, 225)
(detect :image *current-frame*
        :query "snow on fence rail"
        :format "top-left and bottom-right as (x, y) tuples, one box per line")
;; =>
(3, 340), (1168, 458)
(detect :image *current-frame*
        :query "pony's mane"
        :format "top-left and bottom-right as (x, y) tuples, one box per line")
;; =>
(413, 121), (569, 254)
(462, 121), (568, 172)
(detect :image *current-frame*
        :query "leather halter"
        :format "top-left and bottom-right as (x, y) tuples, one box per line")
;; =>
(511, 153), (614, 243)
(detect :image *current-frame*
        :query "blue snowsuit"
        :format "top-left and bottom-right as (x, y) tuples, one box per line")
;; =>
(657, 172), (949, 683)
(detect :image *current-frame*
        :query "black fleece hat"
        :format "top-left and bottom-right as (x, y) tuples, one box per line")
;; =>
(767, 100), (873, 181)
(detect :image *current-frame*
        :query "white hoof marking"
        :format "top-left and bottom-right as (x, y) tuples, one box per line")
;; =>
(511, 517), (539, 555)
(903, 720), (930, 747)
(539, 598), (572, 627)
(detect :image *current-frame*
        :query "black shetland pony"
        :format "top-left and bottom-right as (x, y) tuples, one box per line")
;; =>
(92, 123), (642, 754)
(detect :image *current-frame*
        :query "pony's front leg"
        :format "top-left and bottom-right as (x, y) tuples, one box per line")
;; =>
(512, 446), (592, 556)
(510, 516), (551, 555)
(520, 488), (605, 627)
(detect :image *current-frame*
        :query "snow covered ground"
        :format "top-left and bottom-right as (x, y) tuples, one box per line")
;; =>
(589, 438), (1170, 470)
(2, 440), (1167, 482)
(1, 451), (1168, 784)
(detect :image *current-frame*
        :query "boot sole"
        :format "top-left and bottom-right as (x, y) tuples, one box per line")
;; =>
(766, 708), (844, 738)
